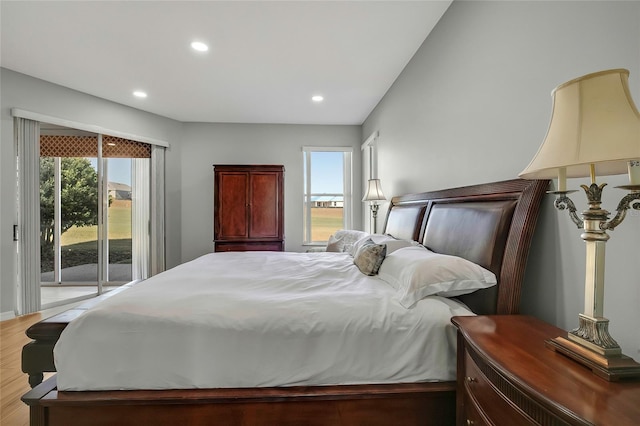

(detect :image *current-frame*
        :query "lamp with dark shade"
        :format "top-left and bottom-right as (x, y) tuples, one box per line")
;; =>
(519, 68), (640, 380)
(362, 179), (386, 233)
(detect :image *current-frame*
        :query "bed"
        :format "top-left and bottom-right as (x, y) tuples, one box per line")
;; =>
(22, 178), (548, 426)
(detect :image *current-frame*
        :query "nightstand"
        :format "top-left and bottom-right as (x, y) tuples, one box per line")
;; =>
(451, 315), (640, 426)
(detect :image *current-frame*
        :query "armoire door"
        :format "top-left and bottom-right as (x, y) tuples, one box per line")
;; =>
(215, 171), (249, 239)
(249, 172), (281, 239)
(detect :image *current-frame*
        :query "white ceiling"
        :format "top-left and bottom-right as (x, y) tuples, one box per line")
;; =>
(1, 1), (451, 125)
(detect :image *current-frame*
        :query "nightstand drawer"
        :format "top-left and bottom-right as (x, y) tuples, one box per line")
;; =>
(462, 390), (489, 426)
(464, 350), (537, 425)
(453, 316), (640, 426)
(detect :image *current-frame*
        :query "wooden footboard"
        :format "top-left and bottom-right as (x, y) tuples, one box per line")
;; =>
(23, 376), (456, 426)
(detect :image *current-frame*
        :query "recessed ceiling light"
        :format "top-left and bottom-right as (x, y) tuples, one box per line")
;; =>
(133, 91), (147, 98)
(312, 95), (324, 102)
(191, 41), (209, 52)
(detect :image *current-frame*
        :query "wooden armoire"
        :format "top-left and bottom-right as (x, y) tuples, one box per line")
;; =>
(213, 165), (284, 252)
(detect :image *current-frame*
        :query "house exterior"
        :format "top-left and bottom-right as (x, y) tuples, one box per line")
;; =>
(108, 182), (132, 201)
(311, 196), (344, 209)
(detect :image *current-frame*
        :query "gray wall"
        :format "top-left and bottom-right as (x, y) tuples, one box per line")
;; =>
(363, 1), (640, 360)
(180, 123), (361, 261)
(0, 69), (185, 316)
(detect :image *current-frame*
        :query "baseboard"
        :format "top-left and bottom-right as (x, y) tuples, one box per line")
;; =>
(1, 310), (16, 321)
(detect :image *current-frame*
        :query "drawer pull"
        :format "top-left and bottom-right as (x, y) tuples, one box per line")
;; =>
(466, 420), (475, 425)
(465, 376), (477, 383)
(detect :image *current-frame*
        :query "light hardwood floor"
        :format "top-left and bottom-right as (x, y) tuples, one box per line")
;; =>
(1, 312), (45, 426)
(1, 291), (119, 425)
(1, 300), (84, 426)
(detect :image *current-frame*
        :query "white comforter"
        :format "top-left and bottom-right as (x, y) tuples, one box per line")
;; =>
(54, 251), (473, 391)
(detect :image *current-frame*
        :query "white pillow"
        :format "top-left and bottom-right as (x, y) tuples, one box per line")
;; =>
(326, 229), (369, 253)
(325, 234), (344, 252)
(380, 236), (419, 254)
(378, 246), (497, 308)
(349, 234), (417, 257)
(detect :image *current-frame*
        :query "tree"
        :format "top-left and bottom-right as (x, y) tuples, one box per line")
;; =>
(40, 157), (99, 251)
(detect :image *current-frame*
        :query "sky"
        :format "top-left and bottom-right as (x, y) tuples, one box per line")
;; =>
(107, 159), (132, 185)
(309, 151), (344, 194)
(89, 158), (132, 185)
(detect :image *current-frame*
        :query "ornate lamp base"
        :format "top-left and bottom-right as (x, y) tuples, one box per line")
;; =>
(568, 313), (621, 357)
(546, 183), (640, 381)
(546, 330), (640, 381)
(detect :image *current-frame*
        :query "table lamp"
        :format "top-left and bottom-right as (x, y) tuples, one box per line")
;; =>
(519, 68), (640, 380)
(363, 178), (386, 233)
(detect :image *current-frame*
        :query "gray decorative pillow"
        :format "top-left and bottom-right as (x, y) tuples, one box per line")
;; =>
(353, 238), (387, 276)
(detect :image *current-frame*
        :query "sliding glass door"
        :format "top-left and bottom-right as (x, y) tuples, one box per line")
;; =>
(39, 127), (150, 307)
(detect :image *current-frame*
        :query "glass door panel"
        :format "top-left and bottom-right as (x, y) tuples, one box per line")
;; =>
(40, 153), (99, 307)
(107, 157), (132, 284)
(59, 157), (99, 283)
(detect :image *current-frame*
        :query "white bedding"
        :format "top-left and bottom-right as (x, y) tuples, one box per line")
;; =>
(54, 251), (474, 391)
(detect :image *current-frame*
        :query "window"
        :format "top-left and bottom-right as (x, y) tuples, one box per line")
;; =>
(303, 147), (353, 244)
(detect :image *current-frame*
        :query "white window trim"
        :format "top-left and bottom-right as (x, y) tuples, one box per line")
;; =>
(361, 130), (379, 180)
(302, 146), (353, 245)
(11, 108), (170, 148)
(361, 131), (380, 234)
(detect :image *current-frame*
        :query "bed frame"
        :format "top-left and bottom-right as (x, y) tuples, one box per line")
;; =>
(22, 178), (548, 426)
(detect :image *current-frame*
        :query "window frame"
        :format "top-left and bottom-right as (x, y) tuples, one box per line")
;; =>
(302, 146), (353, 245)
(361, 131), (380, 233)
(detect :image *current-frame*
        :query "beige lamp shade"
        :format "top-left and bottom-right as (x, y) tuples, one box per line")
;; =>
(519, 69), (640, 180)
(363, 179), (386, 202)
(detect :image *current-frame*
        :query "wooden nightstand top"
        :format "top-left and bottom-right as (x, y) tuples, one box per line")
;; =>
(452, 315), (640, 425)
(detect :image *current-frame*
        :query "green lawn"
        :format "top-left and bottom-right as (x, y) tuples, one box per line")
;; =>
(311, 207), (344, 241)
(44, 200), (133, 271)
(61, 200), (132, 246)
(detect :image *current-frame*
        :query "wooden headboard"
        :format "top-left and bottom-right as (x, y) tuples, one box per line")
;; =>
(382, 178), (549, 315)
